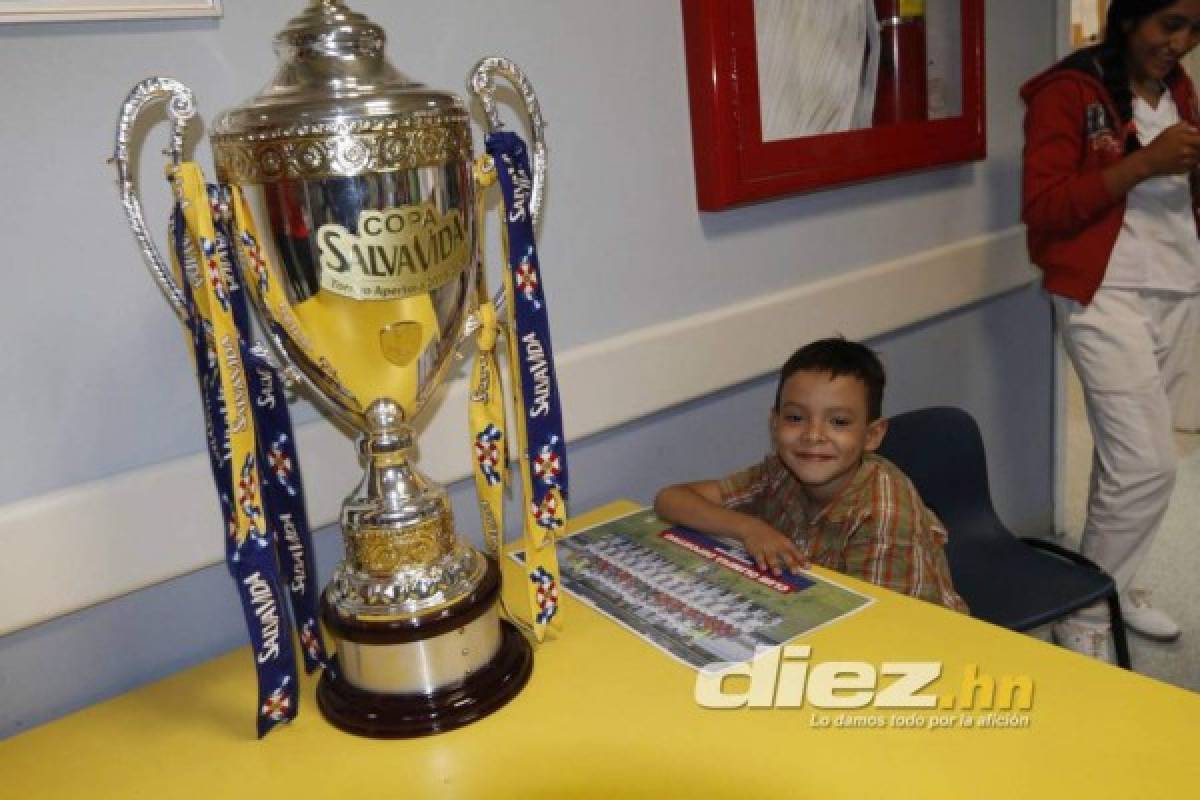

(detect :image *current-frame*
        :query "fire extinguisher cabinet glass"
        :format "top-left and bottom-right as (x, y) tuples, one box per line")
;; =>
(754, 0), (963, 142)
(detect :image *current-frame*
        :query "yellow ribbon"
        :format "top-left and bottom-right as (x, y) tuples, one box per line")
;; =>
(225, 186), (358, 415)
(469, 279), (508, 557)
(170, 163), (267, 548)
(469, 155), (564, 641)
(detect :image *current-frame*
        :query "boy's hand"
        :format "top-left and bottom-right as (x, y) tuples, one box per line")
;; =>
(741, 522), (807, 575)
(653, 481), (807, 575)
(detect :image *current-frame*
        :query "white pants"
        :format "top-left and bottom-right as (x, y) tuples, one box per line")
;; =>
(1170, 294), (1200, 431)
(1054, 288), (1198, 595)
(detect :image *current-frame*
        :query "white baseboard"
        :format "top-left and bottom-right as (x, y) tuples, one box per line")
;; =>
(0, 227), (1035, 635)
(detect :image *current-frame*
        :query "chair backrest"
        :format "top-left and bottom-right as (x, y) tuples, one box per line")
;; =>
(875, 406), (1008, 555)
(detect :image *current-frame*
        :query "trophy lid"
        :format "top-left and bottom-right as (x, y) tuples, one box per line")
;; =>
(212, 0), (469, 179)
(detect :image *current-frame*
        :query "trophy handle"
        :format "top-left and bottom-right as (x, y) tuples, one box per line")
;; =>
(468, 57), (547, 230)
(465, 58), (546, 338)
(110, 77), (197, 323)
(111, 78), (311, 398)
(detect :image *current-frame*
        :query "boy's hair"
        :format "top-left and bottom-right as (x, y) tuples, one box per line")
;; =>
(774, 337), (886, 421)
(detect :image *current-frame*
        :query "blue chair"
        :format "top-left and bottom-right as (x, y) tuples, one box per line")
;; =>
(876, 406), (1131, 669)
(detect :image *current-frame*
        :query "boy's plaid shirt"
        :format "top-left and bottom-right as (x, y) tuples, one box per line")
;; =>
(718, 453), (968, 612)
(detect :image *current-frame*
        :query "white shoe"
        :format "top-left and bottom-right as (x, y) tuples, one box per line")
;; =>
(1052, 618), (1113, 663)
(1120, 589), (1181, 642)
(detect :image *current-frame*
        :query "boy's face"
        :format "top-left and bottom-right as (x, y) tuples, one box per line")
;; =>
(770, 370), (887, 507)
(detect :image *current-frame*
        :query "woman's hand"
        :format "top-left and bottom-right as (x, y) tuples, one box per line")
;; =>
(1140, 122), (1200, 176)
(1102, 122), (1200, 199)
(741, 522), (807, 576)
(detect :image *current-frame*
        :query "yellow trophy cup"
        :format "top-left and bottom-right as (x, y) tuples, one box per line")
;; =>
(113, 0), (560, 737)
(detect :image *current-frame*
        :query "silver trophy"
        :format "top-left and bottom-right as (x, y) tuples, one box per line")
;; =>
(113, 0), (548, 736)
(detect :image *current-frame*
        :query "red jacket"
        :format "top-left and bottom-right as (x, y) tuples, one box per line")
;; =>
(1021, 48), (1200, 305)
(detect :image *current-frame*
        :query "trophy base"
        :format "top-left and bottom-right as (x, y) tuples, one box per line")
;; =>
(316, 620), (533, 738)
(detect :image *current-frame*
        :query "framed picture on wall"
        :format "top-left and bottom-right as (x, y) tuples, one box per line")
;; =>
(0, 1), (221, 22)
(682, 0), (986, 210)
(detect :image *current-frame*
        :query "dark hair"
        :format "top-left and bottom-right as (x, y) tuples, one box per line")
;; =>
(1099, 0), (1180, 150)
(774, 337), (886, 421)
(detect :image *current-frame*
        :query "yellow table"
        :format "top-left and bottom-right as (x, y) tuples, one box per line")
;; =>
(1, 501), (1197, 798)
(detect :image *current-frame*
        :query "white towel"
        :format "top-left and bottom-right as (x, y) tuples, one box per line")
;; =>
(755, 0), (880, 140)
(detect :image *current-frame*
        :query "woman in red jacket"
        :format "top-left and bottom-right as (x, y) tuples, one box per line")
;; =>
(1023, 0), (1200, 661)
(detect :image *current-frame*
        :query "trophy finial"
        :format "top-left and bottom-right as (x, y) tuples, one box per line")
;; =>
(274, 0), (387, 63)
(213, 0), (469, 157)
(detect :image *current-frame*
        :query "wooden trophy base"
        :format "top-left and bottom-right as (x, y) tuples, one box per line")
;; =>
(316, 620), (533, 738)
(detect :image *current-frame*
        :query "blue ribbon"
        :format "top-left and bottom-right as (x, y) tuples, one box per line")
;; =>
(486, 131), (570, 521)
(211, 187), (328, 677)
(171, 186), (328, 738)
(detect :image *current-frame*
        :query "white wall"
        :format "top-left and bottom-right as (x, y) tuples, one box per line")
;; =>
(0, 0), (1059, 737)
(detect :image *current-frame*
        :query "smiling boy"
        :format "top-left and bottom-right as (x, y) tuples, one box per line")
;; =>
(654, 338), (967, 611)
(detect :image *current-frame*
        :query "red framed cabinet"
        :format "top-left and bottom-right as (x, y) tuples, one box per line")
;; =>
(682, 0), (987, 210)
